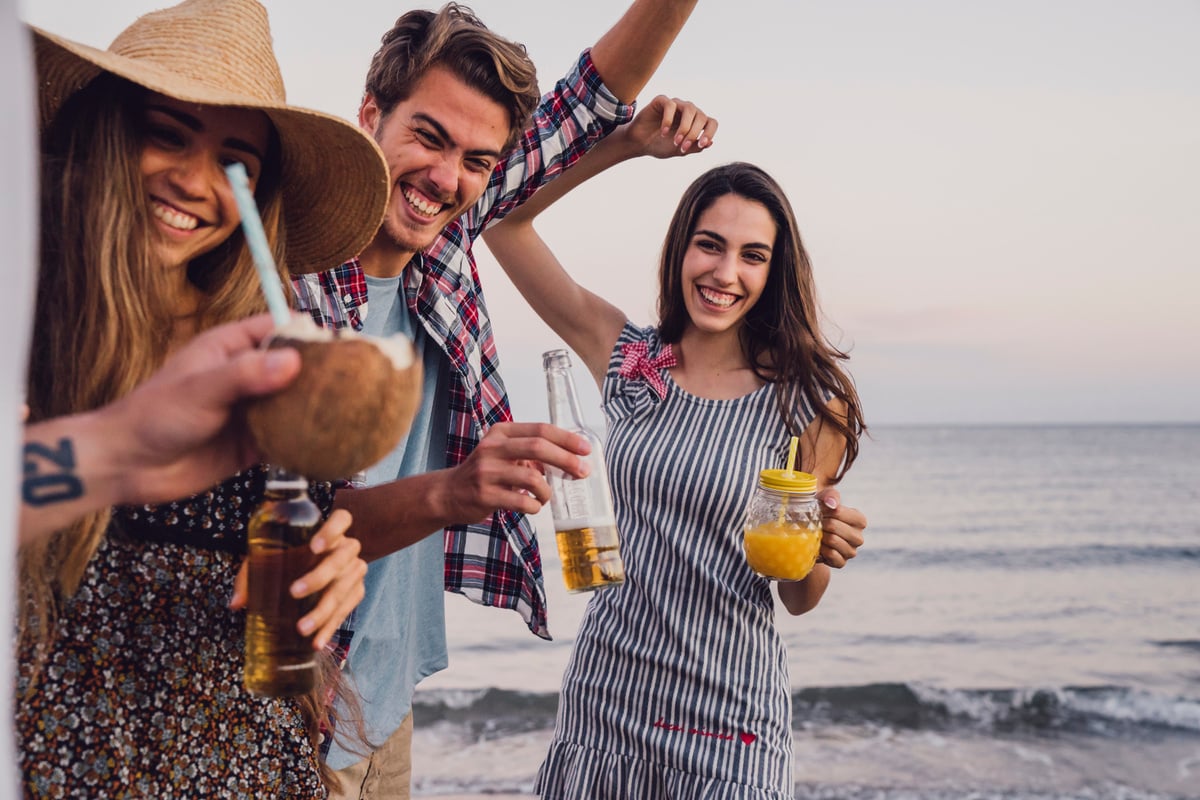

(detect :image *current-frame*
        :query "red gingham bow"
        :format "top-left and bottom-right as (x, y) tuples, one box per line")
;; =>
(617, 341), (677, 400)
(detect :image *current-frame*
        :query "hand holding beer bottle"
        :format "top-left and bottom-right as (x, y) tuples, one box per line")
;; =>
(543, 349), (626, 593)
(230, 476), (366, 697)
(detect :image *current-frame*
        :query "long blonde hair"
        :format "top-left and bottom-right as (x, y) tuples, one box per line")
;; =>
(21, 74), (287, 653)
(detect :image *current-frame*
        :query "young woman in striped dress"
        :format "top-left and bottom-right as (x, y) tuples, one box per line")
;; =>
(484, 99), (868, 799)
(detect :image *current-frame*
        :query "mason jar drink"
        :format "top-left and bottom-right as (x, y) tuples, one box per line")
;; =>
(743, 469), (823, 581)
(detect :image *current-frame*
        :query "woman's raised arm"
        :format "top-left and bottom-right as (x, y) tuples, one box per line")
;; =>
(484, 96), (717, 384)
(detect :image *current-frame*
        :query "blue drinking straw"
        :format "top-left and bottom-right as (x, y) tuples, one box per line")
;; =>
(224, 163), (290, 329)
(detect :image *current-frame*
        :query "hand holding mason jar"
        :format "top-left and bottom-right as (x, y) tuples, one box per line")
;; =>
(743, 437), (823, 581)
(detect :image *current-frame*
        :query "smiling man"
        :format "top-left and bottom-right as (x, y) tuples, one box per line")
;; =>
(288, 3), (700, 797)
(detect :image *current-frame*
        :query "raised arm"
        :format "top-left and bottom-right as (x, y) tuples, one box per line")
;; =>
(482, 209), (622, 382)
(590, 0), (699, 103)
(477, 0), (697, 229)
(484, 96), (717, 382)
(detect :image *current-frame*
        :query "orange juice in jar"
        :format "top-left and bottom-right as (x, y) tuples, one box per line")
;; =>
(743, 468), (823, 581)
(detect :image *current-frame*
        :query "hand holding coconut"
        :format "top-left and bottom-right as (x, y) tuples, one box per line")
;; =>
(97, 313), (305, 503)
(19, 313), (302, 544)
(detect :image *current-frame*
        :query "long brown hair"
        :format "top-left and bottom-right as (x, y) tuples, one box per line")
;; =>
(22, 74), (285, 615)
(657, 162), (866, 480)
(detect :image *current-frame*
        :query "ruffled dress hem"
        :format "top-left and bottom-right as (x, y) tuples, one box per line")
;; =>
(534, 739), (792, 800)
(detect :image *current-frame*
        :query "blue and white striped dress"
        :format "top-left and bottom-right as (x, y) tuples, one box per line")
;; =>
(536, 324), (823, 800)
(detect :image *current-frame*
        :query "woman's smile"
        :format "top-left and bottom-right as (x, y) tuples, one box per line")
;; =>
(150, 197), (203, 233)
(138, 94), (270, 269)
(680, 193), (776, 337)
(696, 284), (740, 309)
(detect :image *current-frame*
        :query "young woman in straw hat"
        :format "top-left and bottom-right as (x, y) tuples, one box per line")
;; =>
(19, 0), (390, 796)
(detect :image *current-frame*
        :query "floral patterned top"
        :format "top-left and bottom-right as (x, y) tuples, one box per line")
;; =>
(16, 466), (335, 799)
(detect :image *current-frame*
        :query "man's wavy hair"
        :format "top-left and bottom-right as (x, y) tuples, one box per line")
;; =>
(364, 3), (540, 151)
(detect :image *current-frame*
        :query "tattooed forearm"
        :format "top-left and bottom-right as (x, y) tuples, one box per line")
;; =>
(23, 437), (85, 507)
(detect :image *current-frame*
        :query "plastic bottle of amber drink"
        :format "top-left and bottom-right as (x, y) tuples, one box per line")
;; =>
(542, 349), (626, 593)
(244, 467), (321, 697)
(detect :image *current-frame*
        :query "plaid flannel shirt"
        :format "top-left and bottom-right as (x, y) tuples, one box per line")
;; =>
(293, 50), (633, 653)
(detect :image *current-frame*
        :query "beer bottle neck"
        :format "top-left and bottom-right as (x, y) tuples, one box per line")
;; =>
(264, 465), (309, 497)
(544, 368), (586, 430)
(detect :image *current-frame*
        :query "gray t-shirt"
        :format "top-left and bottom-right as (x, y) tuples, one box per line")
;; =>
(326, 274), (450, 768)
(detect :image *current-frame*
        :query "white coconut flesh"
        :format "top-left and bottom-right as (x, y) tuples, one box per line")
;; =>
(270, 313), (415, 370)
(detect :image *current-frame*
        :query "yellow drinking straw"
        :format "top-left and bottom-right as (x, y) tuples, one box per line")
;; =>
(777, 435), (800, 523)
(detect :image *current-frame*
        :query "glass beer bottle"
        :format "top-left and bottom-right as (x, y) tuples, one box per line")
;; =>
(543, 349), (626, 593)
(244, 467), (321, 697)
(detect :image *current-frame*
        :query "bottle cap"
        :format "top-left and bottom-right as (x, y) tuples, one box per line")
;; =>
(265, 465), (308, 490)
(543, 348), (571, 370)
(757, 469), (817, 493)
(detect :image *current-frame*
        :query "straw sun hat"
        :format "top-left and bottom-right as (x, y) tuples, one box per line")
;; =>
(30, 0), (389, 274)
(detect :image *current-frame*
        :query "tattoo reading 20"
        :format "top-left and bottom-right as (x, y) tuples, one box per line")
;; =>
(23, 438), (84, 506)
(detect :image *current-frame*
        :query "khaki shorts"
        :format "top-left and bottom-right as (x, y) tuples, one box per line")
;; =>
(329, 712), (413, 800)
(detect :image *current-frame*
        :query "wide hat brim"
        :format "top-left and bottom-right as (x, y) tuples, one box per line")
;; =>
(31, 27), (389, 275)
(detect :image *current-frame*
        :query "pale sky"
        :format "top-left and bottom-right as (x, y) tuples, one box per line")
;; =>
(22, 0), (1200, 425)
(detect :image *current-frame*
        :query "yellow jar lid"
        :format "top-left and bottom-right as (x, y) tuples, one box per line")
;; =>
(758, 469), (817, 493)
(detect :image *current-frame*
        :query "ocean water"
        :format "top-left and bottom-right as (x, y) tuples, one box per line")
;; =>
(411, 424), (1200, 799)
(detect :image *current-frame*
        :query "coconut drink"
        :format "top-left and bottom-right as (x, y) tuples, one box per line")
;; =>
(243, 314), (422, 481)
(221, 163), (420, 481)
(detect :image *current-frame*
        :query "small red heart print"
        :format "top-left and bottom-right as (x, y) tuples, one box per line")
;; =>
(739, 732), (757, 745)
